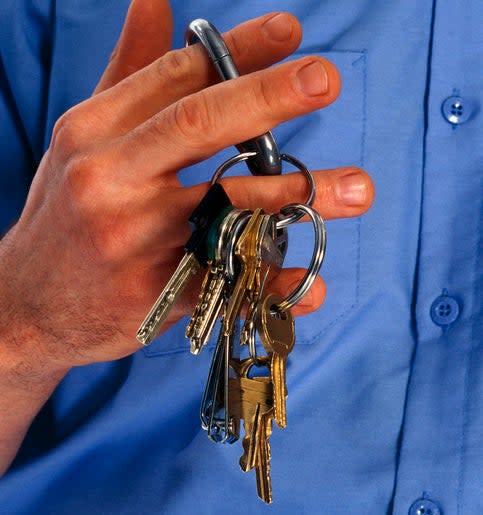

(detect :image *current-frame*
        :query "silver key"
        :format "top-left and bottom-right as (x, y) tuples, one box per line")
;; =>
(186, 209), (251, 354)
(136, 183), (233, 345)
(136, 252), (200, 345)
(200, 311), (240, 444)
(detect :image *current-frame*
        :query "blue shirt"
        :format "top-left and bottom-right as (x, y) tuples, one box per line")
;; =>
(0, 1), (481, 513)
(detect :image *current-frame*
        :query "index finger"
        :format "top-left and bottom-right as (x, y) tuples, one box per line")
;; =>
(65, 13), (303, 142)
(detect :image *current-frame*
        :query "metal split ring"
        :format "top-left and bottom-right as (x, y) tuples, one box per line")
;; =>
(210, 152), (316, 226)
(274, 203), (327, 312)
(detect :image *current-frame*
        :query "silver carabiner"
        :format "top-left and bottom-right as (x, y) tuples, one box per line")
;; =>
(185, 18), (282, 176)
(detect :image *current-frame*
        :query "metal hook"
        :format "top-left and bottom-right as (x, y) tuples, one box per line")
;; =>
(185, 18), (282, 176)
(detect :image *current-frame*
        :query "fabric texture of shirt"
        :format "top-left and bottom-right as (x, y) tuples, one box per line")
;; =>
(0, 0), (481, 513)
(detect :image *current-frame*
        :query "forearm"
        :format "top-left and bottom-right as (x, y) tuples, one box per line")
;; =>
(0, 355), (67, 477)
(0, 236), (68, 477)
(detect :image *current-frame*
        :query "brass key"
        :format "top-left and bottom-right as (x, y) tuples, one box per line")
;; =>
(223, 209), (265, 337)
(240, 214), (288, 346)
(256, 293), (295, 429)
(229, 357), (274, 504)
(255, 408), (273, 504)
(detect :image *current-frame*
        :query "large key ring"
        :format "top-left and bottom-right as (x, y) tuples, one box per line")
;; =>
(210, 152), (316, 226)
(185, 18), (282, 176)
(274, 203), (327, 312)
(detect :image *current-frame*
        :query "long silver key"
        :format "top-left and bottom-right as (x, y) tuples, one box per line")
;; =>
(136, 183), (232, 345)
(200, 312), (240, 444)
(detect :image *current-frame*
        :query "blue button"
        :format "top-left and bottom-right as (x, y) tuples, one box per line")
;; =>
(409, 498), (442, 515)
(442, 95), (473, 125)
(430, 293), (460, 326)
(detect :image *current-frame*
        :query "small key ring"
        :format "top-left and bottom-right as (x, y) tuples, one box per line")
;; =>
(210, 152), (316, 225)
(274, 203), (327, 312)
(185, 19), (282, 176)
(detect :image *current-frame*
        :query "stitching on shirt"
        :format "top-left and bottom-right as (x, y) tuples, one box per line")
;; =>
(305, 50), (367, 346)
(456, 173), (482, 514)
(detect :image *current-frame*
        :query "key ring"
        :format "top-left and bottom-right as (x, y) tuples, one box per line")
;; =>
(210, 152), (316, 226)
(274, 203), (327, 312)
(185, 18), (282, 176)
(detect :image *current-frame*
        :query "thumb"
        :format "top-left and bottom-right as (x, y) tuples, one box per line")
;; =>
(94, 0), (173, 94)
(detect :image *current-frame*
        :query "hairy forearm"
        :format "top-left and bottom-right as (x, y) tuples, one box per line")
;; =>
(0, 355), (67, 476)
(0, 235), (68, 477)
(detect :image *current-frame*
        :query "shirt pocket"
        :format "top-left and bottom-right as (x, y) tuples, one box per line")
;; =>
(144, 50), (366, 357)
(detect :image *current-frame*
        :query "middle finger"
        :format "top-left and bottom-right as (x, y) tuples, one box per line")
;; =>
(112, 55), (340, 180)
(137, 167), (374, 252)
(73, 13), (303, 141)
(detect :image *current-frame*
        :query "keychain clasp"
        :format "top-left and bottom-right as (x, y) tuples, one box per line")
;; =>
(185, 18), (282, 176)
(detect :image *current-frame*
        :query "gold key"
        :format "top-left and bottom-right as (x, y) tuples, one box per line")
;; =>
(229, 357), (274, 504)
(256, 293), (295, 429)
(223, 209), (265, 337)
(239, 214), (274, 345)
(255, 408), (273, 504)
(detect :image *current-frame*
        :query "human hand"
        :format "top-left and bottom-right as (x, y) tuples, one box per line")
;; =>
(0, 1), (374, 373)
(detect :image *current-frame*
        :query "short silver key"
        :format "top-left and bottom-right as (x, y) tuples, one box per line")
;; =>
(186, 209), (250, 354)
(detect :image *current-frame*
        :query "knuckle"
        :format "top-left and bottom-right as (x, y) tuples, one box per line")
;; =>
(51, 109), (84, 157)
(172, 90), (215, 144)
(157, 49), (193, 84)
(256, 78), (277, 113)
(63, 152), (107, 216)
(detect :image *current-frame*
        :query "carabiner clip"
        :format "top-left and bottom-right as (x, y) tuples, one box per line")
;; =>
(185, 18), (282, 176)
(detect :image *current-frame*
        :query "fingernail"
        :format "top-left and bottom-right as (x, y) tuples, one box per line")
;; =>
(296, 61), (328, 96)
(262, 13), (294, 42)
(336, 173), (368, 206)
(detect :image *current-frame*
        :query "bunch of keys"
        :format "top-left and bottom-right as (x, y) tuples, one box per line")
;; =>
(137, 152), (326, 502)
(136, 19), (327, 504)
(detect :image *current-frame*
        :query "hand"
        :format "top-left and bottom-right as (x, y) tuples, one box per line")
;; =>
(0, 1), (374, 372)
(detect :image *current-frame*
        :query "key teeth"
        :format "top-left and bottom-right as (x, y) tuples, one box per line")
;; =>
(136, 331), (148, 346)
(275, 416), (287, 429)
(190, 342), (201, 356)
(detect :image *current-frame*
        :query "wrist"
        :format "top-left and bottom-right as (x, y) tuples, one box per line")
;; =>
(0, 232), (70, 390)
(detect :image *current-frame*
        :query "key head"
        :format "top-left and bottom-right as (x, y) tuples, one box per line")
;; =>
(229, 358), (273, 472)
(256, 293), (295, 357)
(185, 183), (232, 266)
